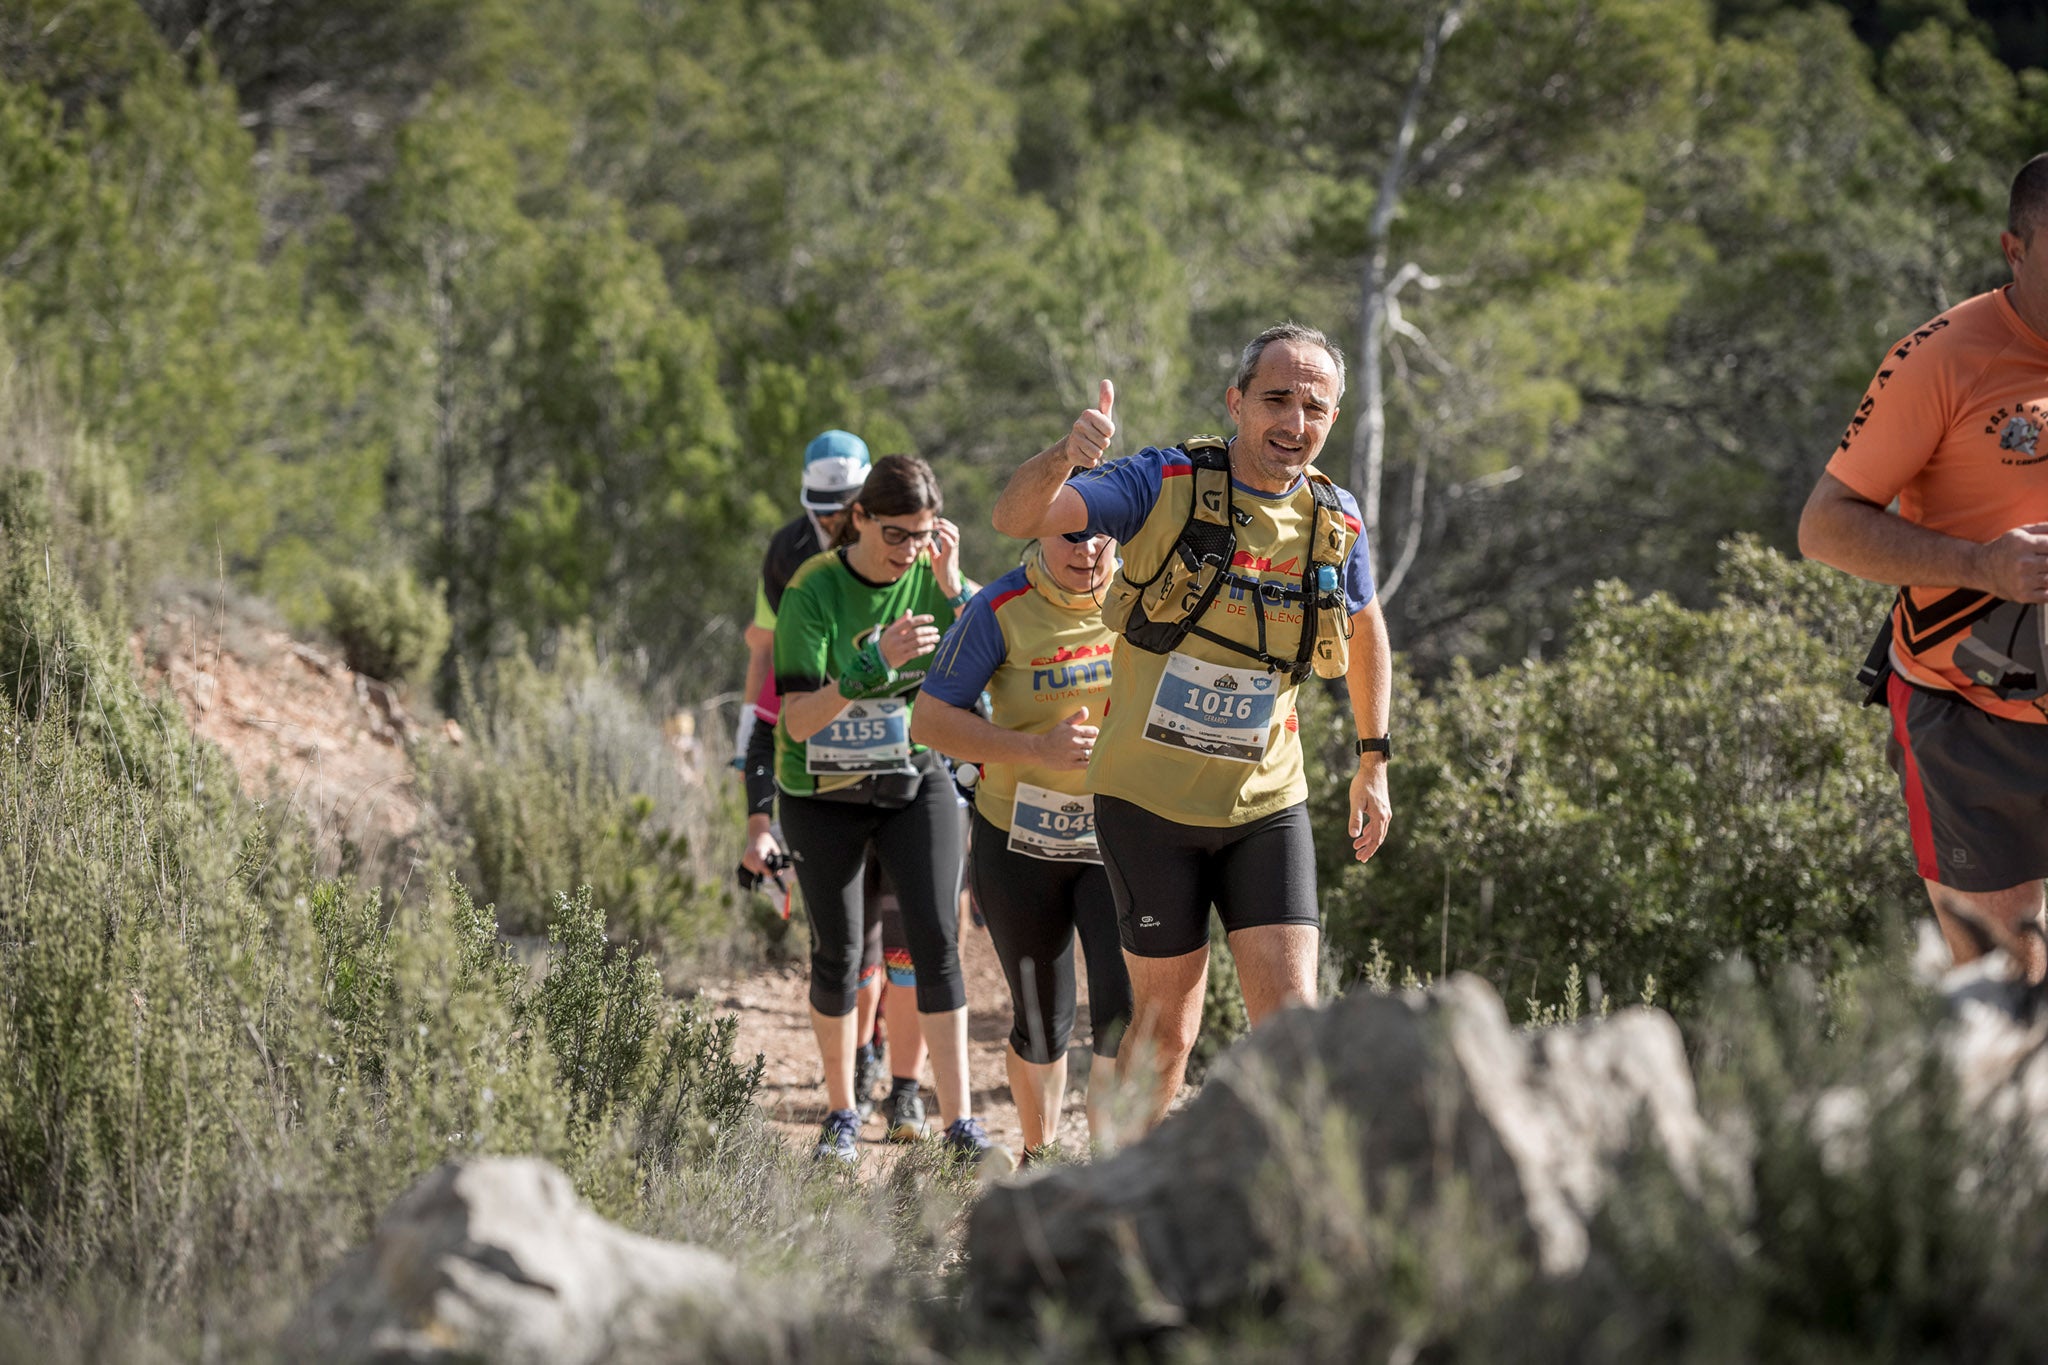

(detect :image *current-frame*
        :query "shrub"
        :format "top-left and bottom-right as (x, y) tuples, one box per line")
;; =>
(422, 635), (749, 965)
(0, 478), (763, 1327)
(1311, 539), (1913, 1015)
(325, 563), (452, 686)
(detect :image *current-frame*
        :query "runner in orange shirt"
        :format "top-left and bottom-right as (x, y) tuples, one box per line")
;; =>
(1800, 152), (2048, 983)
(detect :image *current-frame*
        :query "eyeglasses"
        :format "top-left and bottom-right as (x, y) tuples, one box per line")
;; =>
(874, 523), (937, 548)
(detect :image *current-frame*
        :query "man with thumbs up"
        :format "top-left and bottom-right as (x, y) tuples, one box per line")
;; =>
(993, 323), (1392, 1133)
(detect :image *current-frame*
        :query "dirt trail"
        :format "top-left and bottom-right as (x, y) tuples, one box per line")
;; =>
(700, 901), (1104, 1166)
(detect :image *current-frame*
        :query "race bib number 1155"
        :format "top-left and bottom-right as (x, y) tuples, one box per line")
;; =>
(806, 699), (913, 774)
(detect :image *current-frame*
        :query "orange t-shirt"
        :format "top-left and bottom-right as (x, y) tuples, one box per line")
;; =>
(1827, 288), (2048, 721)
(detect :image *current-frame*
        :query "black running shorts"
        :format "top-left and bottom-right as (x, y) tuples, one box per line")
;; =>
(1095, 796), (1320, 959)
(1886, 673), (2048, 891)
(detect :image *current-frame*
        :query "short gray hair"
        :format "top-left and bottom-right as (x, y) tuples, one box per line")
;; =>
(1232, 323), (1347, 403)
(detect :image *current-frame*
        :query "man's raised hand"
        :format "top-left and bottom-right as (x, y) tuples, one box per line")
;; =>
(1067, 379), (1115, 468)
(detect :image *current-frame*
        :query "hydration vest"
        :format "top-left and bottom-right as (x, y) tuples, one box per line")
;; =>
(1100, 437), (1358, 684)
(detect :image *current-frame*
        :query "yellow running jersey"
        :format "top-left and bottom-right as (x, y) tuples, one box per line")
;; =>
(922, 555), (1114, 834)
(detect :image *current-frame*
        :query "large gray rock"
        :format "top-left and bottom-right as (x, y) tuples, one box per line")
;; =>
(965, 973), (1731, 1338)
(294, 1157), (738, 1365)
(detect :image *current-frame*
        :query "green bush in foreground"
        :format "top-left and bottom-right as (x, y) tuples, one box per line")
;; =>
(423, 636), (744, 962)
(0, 475), (763, 1316)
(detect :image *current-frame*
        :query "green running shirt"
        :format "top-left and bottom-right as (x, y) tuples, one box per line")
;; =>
(771, 549), (956, 797)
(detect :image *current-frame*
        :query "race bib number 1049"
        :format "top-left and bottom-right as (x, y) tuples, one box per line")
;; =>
(1007, 782), (1100, 863)
(1141, 653), (1278, 765)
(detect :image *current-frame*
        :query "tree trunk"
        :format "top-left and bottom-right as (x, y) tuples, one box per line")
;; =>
(1351, 3), (1462, 590)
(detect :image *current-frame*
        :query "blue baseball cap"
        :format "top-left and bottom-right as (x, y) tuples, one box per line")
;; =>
(800, 430), (871, 512)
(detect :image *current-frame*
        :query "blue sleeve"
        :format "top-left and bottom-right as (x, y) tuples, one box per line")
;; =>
(1335, 487), (1377, 608)
(922, 590), (1007, 707)
(1067, 446), (1171, 543)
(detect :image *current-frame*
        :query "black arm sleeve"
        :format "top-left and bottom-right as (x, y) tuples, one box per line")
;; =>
(743, 711), (779, 818)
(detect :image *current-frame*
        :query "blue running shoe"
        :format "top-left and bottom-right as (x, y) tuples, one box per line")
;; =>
(813, 1107), (859, 1165)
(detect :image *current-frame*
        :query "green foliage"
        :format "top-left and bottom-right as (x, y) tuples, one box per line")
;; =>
(325, 562), (452, 684)
(423, 637), (743, 959)
(0, 512), (760, 1321)
(1316, 541), (1912, 1015)
(536, 885), (664, 1133)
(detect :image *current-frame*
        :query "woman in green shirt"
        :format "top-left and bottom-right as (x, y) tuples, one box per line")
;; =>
(773, 454), (1001, 1169)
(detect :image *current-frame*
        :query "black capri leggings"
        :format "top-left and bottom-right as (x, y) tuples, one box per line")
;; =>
(969, 810), (1131, 1064)
(781, 768), (965, 1017)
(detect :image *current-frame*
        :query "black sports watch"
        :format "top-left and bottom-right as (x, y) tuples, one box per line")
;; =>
(1354, 735), (1392, 759)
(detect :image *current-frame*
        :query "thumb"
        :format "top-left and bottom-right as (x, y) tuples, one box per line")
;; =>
(1098, 379), (1114, 417)
(1071, 706), (1090, 723)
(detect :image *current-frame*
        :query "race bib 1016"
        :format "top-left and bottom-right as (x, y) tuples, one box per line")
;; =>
(806, 698), (913, 775)
(1141, 652), (1278, 765)
(1006, 782), (1100, 863)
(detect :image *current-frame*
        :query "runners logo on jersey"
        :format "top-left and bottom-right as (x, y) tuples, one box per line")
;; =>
(1031, 658), (1112, 691)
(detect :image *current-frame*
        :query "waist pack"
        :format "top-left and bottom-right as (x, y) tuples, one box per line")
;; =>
(804, 745), (940, 809)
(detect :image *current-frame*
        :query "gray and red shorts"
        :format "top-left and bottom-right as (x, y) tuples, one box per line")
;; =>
(1886, 673), (2048, 891)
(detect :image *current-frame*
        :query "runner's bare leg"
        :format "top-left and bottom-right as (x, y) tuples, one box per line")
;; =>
(1117, 946), (1208, 1133)
(1925, 879), (2047, 984)
(920, 1006), (972, 1127)
(809, 1006), (859, 1114)
(1005, 1045), (1069, 1151)
(1230, 924), (1320, 1025)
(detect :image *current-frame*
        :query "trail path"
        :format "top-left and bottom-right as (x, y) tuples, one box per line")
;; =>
(699, 904), (1103, 1167)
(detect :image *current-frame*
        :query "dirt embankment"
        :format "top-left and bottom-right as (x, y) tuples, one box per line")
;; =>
(136, 594), (435, 871)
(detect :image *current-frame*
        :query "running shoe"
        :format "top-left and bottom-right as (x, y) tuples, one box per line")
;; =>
(883, 1082), (927, 1143)
(853, 1042), (881, 1121)
(812, 1107), (860, 1165)
(942, 1116), (1015, 1175)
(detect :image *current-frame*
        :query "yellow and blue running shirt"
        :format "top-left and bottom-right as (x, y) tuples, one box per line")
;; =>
(1068, 444), (1374, 827)
(922, 555), (1115, 836)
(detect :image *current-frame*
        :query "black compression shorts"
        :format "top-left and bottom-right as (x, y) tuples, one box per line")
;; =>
(1096, 796), (1320, 959)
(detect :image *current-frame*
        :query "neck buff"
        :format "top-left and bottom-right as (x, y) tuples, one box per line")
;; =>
(1026, 545), (1106, 612)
